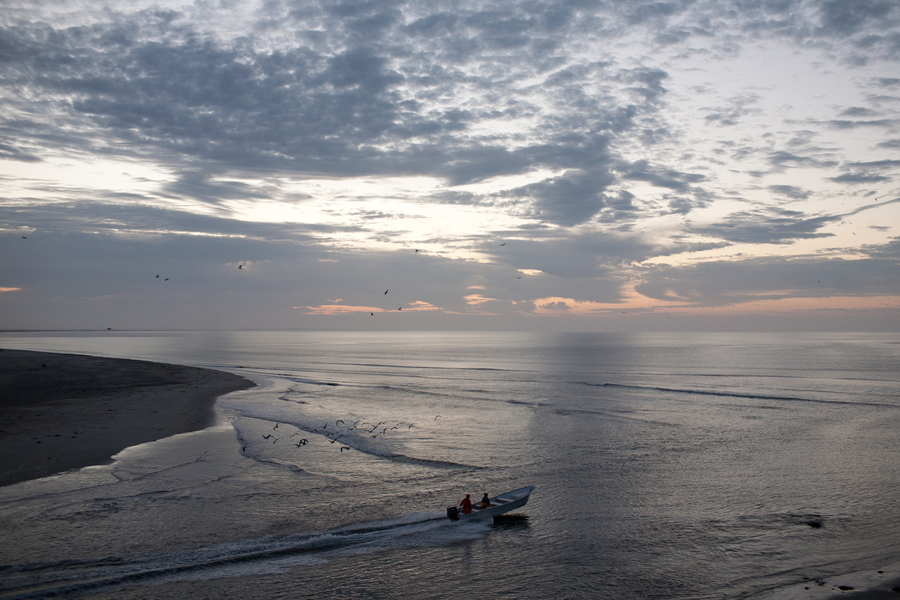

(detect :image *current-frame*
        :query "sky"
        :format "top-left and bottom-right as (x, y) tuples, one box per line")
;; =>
(1, 0), (899, 332)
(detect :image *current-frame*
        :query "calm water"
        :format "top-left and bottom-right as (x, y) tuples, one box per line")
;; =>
(1, 331), (899, 599)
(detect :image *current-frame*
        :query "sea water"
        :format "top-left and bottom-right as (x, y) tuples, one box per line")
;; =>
(0, 331), (898, 599)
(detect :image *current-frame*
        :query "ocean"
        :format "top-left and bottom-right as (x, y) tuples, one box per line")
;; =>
(0, 331), (898, 599)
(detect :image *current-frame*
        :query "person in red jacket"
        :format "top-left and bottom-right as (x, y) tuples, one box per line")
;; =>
(460, 494), (473, 514)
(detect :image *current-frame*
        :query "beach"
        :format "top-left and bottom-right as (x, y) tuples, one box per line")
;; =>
(0, 348), (254, 487)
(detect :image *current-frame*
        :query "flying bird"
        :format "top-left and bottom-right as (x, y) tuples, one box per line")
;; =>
(262, 434), (273, 439)
(434, 415), (442, 421)
(340, 446), (350, 452)
(156, 275), (159, 278)
(384, 289), (389, 295)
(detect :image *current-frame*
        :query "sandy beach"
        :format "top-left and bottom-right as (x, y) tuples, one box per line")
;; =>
(0, 348), (254, 487)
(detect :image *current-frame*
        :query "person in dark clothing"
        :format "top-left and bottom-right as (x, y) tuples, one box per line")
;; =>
(480, 493), (491, 508)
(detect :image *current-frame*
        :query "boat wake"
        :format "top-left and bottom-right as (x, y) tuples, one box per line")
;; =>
(0, 513), (490, 599)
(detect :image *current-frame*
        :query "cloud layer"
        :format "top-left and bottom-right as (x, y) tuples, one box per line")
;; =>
(1, 0), (899, 330)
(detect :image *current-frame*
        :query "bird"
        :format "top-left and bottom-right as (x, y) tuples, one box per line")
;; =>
(273, 423), (279, 429)
(371, 312), (374, 316)
(165, 278), (169, 281)
(238, 264), (243, 269)
(262, 434), (273, 440)
(272, 438), (279, 444)
(399, 307), (402, 310)
(156, 274), (159, 278)
(336, 420), (345, 425)
(22, 236), (27, 239)
(384, 289), (389, 295)
(499, 243), (506, 246)
(340, 446), (350, 452)
(415, 249), (419, 253)
(434, 415), (442, 421)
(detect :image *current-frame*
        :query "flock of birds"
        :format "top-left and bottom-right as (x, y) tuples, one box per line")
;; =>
(239, 415), (443, 456)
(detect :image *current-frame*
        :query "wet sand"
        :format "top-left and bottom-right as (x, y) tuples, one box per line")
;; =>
(762, 563), (900, 599)
(0, 348), (254, 487)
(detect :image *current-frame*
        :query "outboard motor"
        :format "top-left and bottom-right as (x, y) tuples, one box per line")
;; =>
(447, 506), (459, 521)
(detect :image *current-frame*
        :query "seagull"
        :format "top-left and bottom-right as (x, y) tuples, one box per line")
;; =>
(499, 243), (506, 246)
(273, 423), (279, 429)
(262, 434), (273, 439)
(340, 446), (350, 452)
(434, 415), (442, 421)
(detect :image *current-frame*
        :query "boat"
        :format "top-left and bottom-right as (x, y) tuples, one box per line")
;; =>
(447, 486), (535, 521)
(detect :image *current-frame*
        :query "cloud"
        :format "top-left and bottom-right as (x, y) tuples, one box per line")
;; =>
(829, 173), (891, 184)
(636, 252), (900, 307)
(702, 93), (761, 127)
(619, 160), (706, 193)
(696, 208), (839, 244)
(768, 185), (811, 200)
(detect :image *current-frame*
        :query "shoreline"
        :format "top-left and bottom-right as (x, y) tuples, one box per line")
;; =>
(0, 348), (255, 487)
(760, 563), (900, 600)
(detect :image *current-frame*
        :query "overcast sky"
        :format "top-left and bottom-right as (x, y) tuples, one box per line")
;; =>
(1, 0), (899, 332)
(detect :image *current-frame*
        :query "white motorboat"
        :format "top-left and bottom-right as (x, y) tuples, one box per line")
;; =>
(447, 486), (535, 521)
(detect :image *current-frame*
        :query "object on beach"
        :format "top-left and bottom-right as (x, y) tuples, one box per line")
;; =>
(447, 486), (535, 521)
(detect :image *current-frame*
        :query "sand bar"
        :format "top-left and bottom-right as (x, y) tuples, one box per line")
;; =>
(0, 348), (254, 487)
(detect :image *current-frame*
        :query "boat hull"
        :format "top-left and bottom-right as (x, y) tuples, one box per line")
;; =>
(449, 486), (535, 521)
